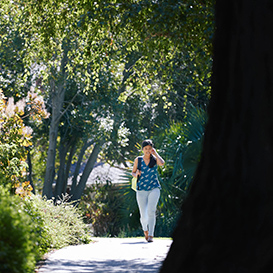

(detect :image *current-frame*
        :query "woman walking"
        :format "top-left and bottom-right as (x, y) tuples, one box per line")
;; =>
(132, 139), (165, 242)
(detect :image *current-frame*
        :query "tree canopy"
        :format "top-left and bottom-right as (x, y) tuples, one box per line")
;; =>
(1, 0), (214, 200)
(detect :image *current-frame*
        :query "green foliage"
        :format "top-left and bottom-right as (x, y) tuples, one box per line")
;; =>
(0, 2), (213, 242)
(74, 111), (208, 239)
(156, 206), (181, 237)
(173, 106), (207, 191)
(0, 90), (32, 193)
(7, 0), (214, 97)
(81, 165), (175, 238)
(0, 89), (49, 195)
(24, 195), (91, 250)
(22, 196), (49, 255)
(0, 182), (91, 273)
(0, 186), (40, 273)
(80, 179), (127, 237)
(159, 106), (207, 195)
(0, 12), (31, 99)
(1, 0), (214, 200)
(144, 106), (207, 236)
(115, 107), (208, 238)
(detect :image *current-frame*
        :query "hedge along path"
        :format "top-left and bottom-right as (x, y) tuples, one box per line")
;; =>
(38, 237), (172, 273)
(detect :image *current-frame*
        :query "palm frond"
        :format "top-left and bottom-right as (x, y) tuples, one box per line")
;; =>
(166, 105), (207, 194)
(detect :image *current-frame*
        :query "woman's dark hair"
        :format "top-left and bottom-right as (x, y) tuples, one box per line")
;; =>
(142, 139), (157, 168)
(142, 139), (154, 149)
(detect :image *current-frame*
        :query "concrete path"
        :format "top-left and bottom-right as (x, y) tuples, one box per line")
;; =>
(38, 237), (172, 273)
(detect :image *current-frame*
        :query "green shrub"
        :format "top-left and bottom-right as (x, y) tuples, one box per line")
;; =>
(80, 176), (178, 238)
(0, 185), (91, 273)
(23, 195), (52, 255)
(80, 179), (126, 237)
(24, 194), (91, 250)
(0, 186), (40, 273)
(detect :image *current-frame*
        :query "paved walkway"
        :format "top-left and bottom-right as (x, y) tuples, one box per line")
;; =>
(38, 237), (172, 273)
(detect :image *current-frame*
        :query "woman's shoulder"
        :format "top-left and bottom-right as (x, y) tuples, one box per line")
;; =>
(134, 156), (143, 162)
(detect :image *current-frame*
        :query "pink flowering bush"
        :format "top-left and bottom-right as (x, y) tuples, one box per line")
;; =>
(0, 89), (48, 195)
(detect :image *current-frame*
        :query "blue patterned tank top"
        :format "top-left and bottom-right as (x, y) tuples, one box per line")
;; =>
(137, 157), (161, 191)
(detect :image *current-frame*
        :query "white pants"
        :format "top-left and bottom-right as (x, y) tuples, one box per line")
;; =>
(136, 188), (160, 237)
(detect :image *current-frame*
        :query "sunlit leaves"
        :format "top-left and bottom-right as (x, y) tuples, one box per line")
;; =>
(0, 89), (49, 194)
(0, 0), (214, 199)
(2, 0), (214, 110)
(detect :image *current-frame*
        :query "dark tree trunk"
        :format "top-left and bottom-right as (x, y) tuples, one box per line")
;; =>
(70, 139), (94, 193)
(54, 137), (77, 198)
(160, 1), (273, 272)
(54, 140), (69, 198)
(27, 148), (35, 194)
(63, 139), (77, 193)
(70, 142), (101, 202)
(43, 47), (68, 199)
(42, 78), (66, 199)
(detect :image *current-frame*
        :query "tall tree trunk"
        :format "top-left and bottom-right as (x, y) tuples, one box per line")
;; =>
(71, 139), (93, 193)
(54, 136), (77, 198)
(27, 148), (35, 194)
(42, 78), (66, 198)
(43, 48), (68, 199)
(63, 139), (77, 194)
(71, 142), (101, 202)
(54, 140), (69, 198)
(161, 1), (273, 272)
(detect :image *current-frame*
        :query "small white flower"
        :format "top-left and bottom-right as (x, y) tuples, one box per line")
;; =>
(22, 126), (33, 136)
(5, 97), (16, 117)
(15, 98), (26, 114)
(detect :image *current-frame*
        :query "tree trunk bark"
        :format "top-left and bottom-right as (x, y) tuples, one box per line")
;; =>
(71, 142), (101, 202)
(42, 47), (68, 199)
(160, 1), (273, 272)
(63, 139), (77, 194)
(42, 77), (66, 198)
(27, 148), (35, 194)
(54, 136), (77, 198)
(70, 139), (93, 193)
(54, 140), (69, 198)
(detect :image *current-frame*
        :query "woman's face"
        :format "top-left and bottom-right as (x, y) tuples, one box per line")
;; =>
(143, 145), (153, 157)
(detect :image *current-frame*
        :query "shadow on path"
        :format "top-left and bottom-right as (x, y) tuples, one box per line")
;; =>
(40, 259), (161, 273)
(38, 238), (172, 273)
(121, 241), (147, 245)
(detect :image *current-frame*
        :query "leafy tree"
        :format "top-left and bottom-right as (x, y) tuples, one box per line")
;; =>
(0, 5), (32, 99)
(6, 0), (146, 199)
(2, 0), (214, 201)
(13, 0), (214, 100)
(52, 51), (171, 201)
